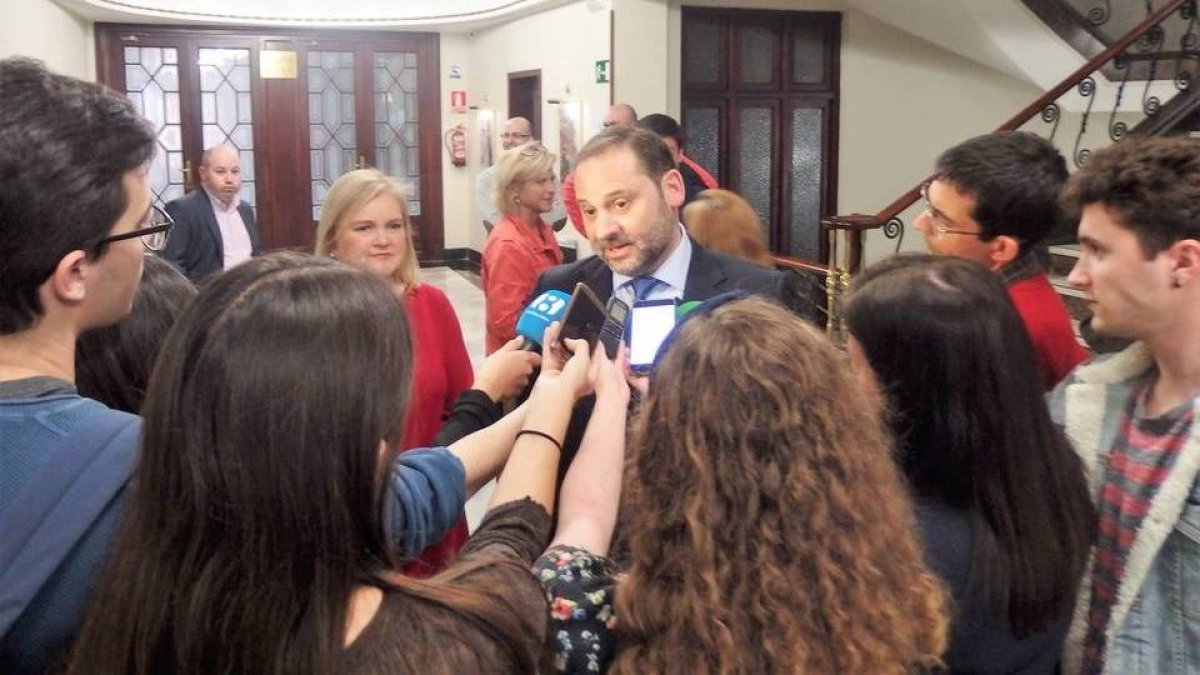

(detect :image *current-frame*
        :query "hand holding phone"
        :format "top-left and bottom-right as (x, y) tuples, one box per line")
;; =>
(557, 283), (607, 352)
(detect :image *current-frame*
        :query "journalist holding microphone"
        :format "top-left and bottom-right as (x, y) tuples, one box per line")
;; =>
(67, 252), (597, 673)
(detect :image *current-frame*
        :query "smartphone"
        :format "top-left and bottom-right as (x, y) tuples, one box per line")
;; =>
(598, 296), (629, 359)
(558, 283), (607, 351)
(628, 299), (678, 372)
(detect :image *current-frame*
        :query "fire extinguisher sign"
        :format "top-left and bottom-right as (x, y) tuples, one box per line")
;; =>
(450, 90), (467, 114)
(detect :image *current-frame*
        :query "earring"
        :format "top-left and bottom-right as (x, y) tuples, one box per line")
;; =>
(330, 251), (337, 259)
(515, 197), (523, 206)
(1173, 277), (1182, 289)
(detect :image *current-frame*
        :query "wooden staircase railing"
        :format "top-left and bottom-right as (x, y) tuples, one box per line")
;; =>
(774, 0), (1197, 341)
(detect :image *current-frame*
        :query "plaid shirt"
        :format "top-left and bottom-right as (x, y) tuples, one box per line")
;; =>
(1081, 382), (1195, 673)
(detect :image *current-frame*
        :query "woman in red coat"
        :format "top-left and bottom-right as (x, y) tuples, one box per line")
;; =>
(316, 169), (513, 575)
(481, 142), (563, 354)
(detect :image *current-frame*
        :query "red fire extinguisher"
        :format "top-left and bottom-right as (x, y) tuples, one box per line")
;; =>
(444, 125), (467, 167)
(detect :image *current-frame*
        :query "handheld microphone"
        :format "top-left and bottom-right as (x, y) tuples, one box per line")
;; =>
(515, 289), (571, 351)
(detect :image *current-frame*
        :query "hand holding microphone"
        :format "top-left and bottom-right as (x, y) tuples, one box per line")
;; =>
(515, 290), (571, 351)
(473, 337), (541, 403)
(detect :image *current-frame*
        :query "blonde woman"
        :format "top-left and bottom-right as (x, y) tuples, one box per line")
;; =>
(481, 142), (563, 354)
(316, 169), (537, 575)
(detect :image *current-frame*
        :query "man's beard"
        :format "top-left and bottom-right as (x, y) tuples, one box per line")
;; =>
(594, 201), (677, 277)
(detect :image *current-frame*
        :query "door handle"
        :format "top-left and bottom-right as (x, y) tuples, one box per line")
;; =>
(183, 159), (193, 191)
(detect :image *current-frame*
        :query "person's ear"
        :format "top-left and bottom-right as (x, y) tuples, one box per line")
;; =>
(988, 235), (1021, 270)
(1168, 238), (1200, 289)
(50, 250), (91, 305)
(661, 169), (685, 210)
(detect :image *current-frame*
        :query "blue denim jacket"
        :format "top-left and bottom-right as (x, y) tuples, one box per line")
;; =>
(1050, 343), (1200, 674)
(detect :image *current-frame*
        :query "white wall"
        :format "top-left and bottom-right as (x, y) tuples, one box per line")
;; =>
(667, 0), (1045, 265)
(2, 0), (94, 81)
(439, 33), (474, 253)
(446, 1), (612, 255)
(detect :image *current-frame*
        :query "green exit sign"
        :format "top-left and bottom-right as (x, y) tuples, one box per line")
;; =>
(595, 59), (610, 83)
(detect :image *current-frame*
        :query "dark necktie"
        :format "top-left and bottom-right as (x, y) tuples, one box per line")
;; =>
(628, 276), (661, 302)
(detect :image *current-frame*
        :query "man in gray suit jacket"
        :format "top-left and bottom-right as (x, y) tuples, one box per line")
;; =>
(529, 125), (800, 477)
(162, 144), (261, 280)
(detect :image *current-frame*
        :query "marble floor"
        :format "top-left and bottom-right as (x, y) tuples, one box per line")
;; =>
(419, 267), (494, 531)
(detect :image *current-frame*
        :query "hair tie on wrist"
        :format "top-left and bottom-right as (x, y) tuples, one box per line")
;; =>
(517, 429), (563, 453)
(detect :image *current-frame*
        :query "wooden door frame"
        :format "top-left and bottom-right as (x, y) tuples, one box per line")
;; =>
(680, 7), (840, 264)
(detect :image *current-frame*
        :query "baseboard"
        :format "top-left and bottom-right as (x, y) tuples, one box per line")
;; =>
(424, 248), (482, 273)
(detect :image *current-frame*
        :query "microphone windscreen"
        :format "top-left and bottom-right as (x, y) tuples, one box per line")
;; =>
(515, 289), (572, 347)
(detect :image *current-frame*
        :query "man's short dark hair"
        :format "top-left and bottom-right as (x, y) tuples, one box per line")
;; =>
(933, 131), (1069, 250)
(573, 125), (676, 186)
(1061, 136), (1200, 257)
(0, 58), (156, 334)
(637, 113), (683, 148)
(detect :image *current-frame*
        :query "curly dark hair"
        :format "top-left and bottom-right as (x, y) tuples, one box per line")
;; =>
(613, 298), (947, 674)
(1060, 135), (1200, 257)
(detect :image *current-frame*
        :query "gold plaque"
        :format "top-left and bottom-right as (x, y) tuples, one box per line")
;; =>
(260, 51), (297, 79)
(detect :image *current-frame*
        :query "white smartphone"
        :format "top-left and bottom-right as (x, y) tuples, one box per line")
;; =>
(628, 300), (678, 372)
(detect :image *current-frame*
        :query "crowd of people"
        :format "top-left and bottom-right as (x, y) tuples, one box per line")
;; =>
(2, 54), (1199, 675)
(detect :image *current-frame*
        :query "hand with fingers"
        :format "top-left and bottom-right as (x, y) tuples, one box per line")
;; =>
(473, 336), (541, 403)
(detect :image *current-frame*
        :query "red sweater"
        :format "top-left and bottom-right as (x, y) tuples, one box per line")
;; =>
(400, 283), (473, 576)
(1006, 273), (1089, 390)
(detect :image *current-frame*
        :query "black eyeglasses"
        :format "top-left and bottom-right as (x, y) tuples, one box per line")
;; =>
(94, 205), (174, 252)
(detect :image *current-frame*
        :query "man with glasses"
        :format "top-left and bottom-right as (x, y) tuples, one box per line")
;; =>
(162, 143), (261, 281)
(475, 116), (566, 234)
(0, 58), (159, 671)
(916, 131), (1087, 389)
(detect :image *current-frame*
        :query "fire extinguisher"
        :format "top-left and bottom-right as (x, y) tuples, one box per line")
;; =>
(444, 125), (467, 167)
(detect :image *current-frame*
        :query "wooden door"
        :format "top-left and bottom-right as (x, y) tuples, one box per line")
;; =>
(681, 9), (840, 264)
(96, 25), (444, 260)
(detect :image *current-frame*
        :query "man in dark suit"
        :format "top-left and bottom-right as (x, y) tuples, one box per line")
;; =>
(531, 125), (796, 474)
(162, 144), (261, 280)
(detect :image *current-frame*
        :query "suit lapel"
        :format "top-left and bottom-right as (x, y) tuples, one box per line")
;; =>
(239, 203), (262, 254)
(198, 191), (224, 257)
(683, 242), (726, 301)
(583, 257), (614, 301)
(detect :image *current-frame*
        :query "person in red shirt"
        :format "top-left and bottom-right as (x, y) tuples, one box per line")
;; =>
(914, 131), (1088, 389)
(315, 169), (478, 575)
(481, 142), (563, 353)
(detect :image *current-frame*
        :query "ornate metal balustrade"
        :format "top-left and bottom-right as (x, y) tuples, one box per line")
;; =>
(778, 0), (1198, 342)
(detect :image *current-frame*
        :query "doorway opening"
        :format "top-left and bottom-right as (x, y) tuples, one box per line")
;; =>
(507, 69), (542, 140)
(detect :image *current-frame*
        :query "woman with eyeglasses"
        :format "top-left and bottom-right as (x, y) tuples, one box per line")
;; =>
(316, 169), (539, 576)
(481, 142), (563, 354)
(845, 255), (1096, 674)
(68, 252), (595, 674)
(536, 296), (949, 674)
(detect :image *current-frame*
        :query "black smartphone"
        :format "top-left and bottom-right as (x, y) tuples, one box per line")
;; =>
(628, 299), (678, 372)
(558, 283), (607, 351)
(599, 296), (629, 359)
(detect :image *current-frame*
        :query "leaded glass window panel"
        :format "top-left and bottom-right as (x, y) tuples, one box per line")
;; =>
(199, 48), (256, 206)
(374, 52), (422, 216)
(308, 51), (357, 220)
(123, 46), (184, 207)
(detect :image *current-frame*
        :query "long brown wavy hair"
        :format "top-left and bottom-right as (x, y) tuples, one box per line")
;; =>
(613, 298), (947, 674)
